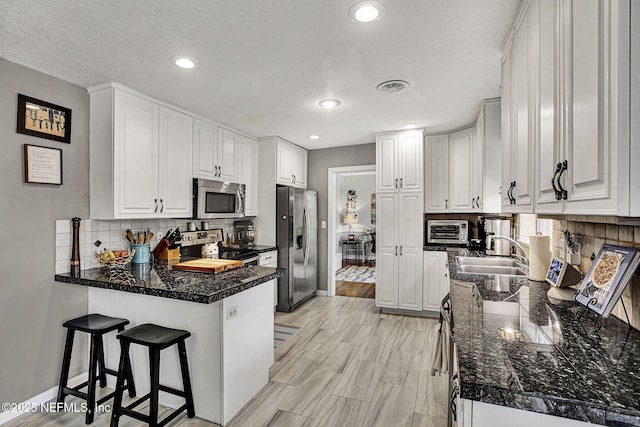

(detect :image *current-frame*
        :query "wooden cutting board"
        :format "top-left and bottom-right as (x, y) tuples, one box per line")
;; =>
(172, 258), (244, 273)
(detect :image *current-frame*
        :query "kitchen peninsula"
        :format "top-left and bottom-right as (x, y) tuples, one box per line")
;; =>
(55, 263), (285, 425)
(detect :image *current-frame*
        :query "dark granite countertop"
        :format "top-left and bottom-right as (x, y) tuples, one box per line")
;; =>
(446, 248), (640, 426)
(55, 261), (286, 304)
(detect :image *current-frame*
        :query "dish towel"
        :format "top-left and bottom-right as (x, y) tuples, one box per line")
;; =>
(429, 319), (450, 376)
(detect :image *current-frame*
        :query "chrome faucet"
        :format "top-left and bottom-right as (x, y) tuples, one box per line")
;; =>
(489, 236), (529, 265)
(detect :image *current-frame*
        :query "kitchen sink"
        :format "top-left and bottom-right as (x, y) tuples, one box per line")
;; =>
(456, 256), (528, 277)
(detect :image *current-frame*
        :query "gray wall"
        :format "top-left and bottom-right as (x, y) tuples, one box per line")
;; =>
(0, 59), (90, 406)
(307, 143), (376, 291)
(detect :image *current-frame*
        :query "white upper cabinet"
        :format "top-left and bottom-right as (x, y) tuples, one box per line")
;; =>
(89, 84), (193, 219)
(217, 127), (239, 182)
(475, 99), (502, 213)
(424, 134), (449, 212)
(276, 138), (307, 188)
(501, 45), (514, 211)
(448, 128), (474, 212)
(193, 119), (218, 179)
(158, 107), (193, 217)
(376, 129), (424, 192)
(238, 135), (258, 216)
(507, 0), (633, 215)
(193, 121), (239, 182)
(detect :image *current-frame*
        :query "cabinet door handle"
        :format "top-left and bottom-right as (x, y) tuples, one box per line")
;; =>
(512, 181), (517, 204)
(154, 198), (158, 213)
(557, 160), (568, 200)
(471, 198), (476, 209)
(294, 175), (296, 184)
(552, 162), (562, 200)
(160, 199), (164, 213)
(395, 178), (398, 189)
(445, 199), (448, 210)
(395, 246), (398, 256)
(214, 165), (218, 177)
(400, 178), (403, 188)
(476, 196), (481, 208)
(400, 245), (403, 255)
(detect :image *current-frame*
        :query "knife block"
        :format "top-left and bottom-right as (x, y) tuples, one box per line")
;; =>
(152, 238), (180, 261)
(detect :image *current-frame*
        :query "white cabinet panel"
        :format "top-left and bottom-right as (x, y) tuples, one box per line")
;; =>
(217, 128), (239, 182)
(376, 134), (398, 192)
(114, 91), (159, 217)
(377, 130), (423, 193)
(449, 128), (473, 212)
(398, 131), (423, 191)
(423, 251), (449, 312)
(193, 119), (217, 179)
(471, 401), (593, 427)
(397, 193), (423, 311)
(425, 135), (449, 212)
(158, 107), (193, 217)
(239, 136), (258, 216)
(375, 194), (399, 309)
(275, 139), (307, 188)
(501, 46), (514, 211)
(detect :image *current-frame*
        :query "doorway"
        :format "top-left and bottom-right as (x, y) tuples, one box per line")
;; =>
(327, 165), (376, 299)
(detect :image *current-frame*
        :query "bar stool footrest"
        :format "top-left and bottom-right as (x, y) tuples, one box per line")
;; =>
(63, 387), (88, 400)
(158, 384), (186, 398)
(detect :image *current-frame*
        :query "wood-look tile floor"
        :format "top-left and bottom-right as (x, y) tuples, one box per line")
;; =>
(5, 296), (447, 427)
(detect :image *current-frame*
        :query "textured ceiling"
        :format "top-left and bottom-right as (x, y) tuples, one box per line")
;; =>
(0, 0), (519, 149)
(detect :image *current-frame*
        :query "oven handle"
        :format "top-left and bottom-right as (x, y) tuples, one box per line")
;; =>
(243, 256), (260, 266)
(440, 293), (453, 330)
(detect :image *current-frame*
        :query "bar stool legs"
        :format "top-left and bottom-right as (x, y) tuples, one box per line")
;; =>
(56, 315), (135, 425)
(110, 323), (195, 427)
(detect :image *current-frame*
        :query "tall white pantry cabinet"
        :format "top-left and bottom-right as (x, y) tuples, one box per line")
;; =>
(375, 129), (424, 312)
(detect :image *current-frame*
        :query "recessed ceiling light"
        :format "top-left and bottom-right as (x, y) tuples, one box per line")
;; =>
(171, 55), (199, 70)
(349, 1), (386, 23)
(404, 124), (417, 129)
(309, 135), (320, 140)
(318, 99), (341, 109)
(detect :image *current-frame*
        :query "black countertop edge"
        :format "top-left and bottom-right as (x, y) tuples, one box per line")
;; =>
(55, 267), (286, 304)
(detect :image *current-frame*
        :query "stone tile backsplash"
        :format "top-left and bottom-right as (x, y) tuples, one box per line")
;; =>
(54, 218), (234, 274)
(550, 219), (640, 330)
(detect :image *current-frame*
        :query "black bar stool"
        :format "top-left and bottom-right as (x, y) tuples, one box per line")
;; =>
(57, 314), (136, 424)
(110, 323), (195, 427)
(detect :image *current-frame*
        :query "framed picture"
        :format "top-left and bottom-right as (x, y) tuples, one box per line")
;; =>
(17, 94), (72, 144)
(24, 144), (63, 185)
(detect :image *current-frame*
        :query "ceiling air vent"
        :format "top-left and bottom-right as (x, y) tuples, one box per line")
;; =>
(377, 80), (409, 94)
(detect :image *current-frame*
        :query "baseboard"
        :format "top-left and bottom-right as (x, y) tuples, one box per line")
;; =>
(0, 372), (88, 425)
(315, 290), (329, 296)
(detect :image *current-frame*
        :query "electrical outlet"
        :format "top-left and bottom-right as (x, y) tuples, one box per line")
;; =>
(227, 306), (238, 319)
(321, 221), (327, 229)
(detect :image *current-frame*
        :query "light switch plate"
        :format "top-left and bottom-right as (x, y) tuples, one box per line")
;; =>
(321, 221), (327, 229)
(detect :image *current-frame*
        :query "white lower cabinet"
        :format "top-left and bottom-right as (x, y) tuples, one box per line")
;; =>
(463, 401), (594, 427)
(422, 251), (450, 312)
(375, 192), (424, 311)
(259, 250), (278, 306)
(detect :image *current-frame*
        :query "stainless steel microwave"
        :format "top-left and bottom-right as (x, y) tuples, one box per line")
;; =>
(193, 178), (245, 219)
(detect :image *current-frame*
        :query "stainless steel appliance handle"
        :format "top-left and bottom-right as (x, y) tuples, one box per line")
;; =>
(243, 256), (260, 265)
(440, 293), (453, 330)
(236, 190), (245, 217)
(303, 199), (310, 265)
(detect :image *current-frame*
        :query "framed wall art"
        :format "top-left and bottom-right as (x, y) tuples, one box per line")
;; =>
(24, 144), (63, 185)
(17, 94), (72, 144)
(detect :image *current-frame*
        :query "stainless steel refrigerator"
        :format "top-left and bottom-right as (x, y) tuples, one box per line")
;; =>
(276, 187), (318, 312)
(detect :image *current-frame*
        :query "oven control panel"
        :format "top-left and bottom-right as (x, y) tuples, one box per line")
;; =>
(180, 229), (223, 247)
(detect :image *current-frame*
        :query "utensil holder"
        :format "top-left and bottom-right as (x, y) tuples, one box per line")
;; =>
(131, 243), (150, 264)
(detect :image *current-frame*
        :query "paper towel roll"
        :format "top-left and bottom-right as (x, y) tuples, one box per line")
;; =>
(529, 235), (551, 281)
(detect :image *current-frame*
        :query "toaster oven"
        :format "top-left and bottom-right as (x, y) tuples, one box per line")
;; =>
(426, 220), (470, 246)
